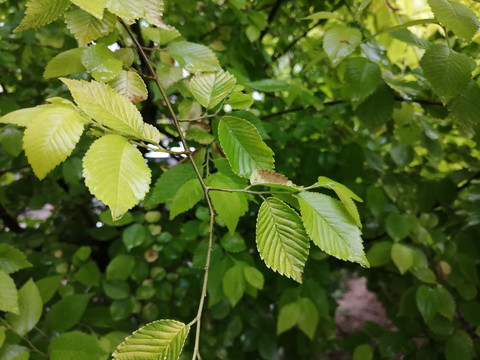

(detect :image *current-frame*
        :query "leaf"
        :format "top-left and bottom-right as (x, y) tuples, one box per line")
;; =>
(170, 178), (204, 219)
(323, 25), (362, 66)
(342, 57), (381, 105)
(298, 192), (369, 267)
(302, 11), (335, 20)
(190, 70), (236, 109)
(156, 63), (183, 89)
(44, 48), (85, 79)
(0, 271), (19, 314)
(316, 176), (363, 228)
(297, 298), (319, 340)
(0, 345), (29, 360)
(112, 320), (190, 360)
(168, 41), (221, 72)
(428, 0), (479, 41)
(226, 92), (254, 110)
(250, 169), (300, 191)
(385, 212), (409, 240)
(36, 275), (63, 304)
(65, 8), (117, 47)
(218, 116), (275, 177)
(206, 173), (249, 233)
(277, 302), (301, 335)
(83, 135), (151, 219)
(45, 294), (92, 333)
(247, 79), (289, 92)
(81, 43), (123, 82)
(70, 0), (108, 19)
(143, 0), (164, 27)
(353, 345), (373, 360)
(108, 70), (148, 104)
(106, 254), (135, 280)
(391, 243), (414, 274)
(0, 107), (42, 127)
(141, 123), (161, 144)
(61, 78), (145, 138)
(435, 287), (455, 321)
(445, 331), (473, 360)
(49, 331), (107, 360)
(389, 29), (430, 49)
(122, 224), (147, 251)
(256, 197), (310, 283)
(448, 81), (480, 127)
(14, 0), (71, 32)
(143, 25), (181, 46)
(366, 241), (393, 267)
(0, 244), (32, 274)
(420, 44), (474, 103)
(243, 266), (264, 290)
(22, 104), (86, 179)
(6, 280), (42, 336)
(222, 264), (245, 307)
(186, 124), (215, 145)
(107, 0), (144, 20)
(416, 285), (439, 322)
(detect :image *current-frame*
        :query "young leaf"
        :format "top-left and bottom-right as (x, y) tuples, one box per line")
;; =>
(143, 25), (181, 46)
(23, 104), (85, 179)
(0, 345), (29, 360)
(141, 123), (161, 144)
(222, 264), (246, 307)
(108, 70), (148, 104)
(112, 320), (190, 360)
(190, 70), (236, 109)
(70, 0), (108, 19)
(420, 44), (474, 103)
(107, 0), (144, 20)
(45, 294), (92, 333)
(44, 48), (85, 79)
(61, 78), (145, 138)
(428, 0), (479, 41)
(227, 92), (254, 110)
(277, 302), (301, 335)
(14, 0), (71, 32)
(168, 41), (221, 72)
(323, 25), (362, 66)
(243, 266), (264, 290)
(298, 192), (369, 267)
(81, 43), (123, 82)
(391, 243), (414, 274)
(0, 244), (32, 274)
(256, 197), (310, 283)
(143, 0), (165, 27)
(169, 178), (204, 219)
(49, 331), (107, 360)
(297, 298), (319, 340)
(83, 135), (151, 219)
(0, 271), (19, 314)
(6, 279), (42, 336)
(65, 8), (117, 47)
(342, 57), (381, 105)
(218, 116), (275, 177)
(36, 275), (63, 304)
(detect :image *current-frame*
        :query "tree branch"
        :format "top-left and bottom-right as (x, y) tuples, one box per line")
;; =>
(259, 0), (285, 41)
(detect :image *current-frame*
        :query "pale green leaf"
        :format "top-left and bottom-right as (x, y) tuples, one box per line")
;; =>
(143, 25), (181, 46)
(243, 266), (264, 290)
(6, 280), (42, 336)
(83, 135), (151, 219)
(353, 345), (373, 360)
(23, 104), (85, 179)
(0, 271), (19, 314)
(61, 78), (145, 138)
(247, 79), (289, 92)
(297, 298), (319, 340)
(112, 320), (190, 360)
(108, 70), (148, 104)
(250, 169), (300, 191)
(298, 192), (369, 267)
(277, 302), (301, 335)
(385, 213), (409, 240)
(170, 178), (204, 219)
(65, 8), (117, 47)
(0, 244), (32, 274)
(342, 57), (381, 105)
(436, 287), (455, 320)
(70, 0), (108, 19)
(81, 43), (123, 82)
(45, 294), (92, 332)
(0, 107), (47, 127)
(142, 0), (164, 27)
(323, 25), (362, 66)
(190, 70), (236, 109)
(141, 123), (161, 144)
(218, 116), (275, 177)
(420, 44), (474, 103)
(256, 197), (309, 283)
(391, 243), (413, 274)
(49, 331), (107, 360)
(366, 241), (392, 267)
(0, 345), (29, 360)
(44, 48), (85, 79)
(226, 92), (254, 110)
(302, 11), (335, 20)
(168, 41), (221, 72)
(107, 0), (144, 20)
(14, 0), (70, 32)
(428, 0), (479, 41)
(36, 275), (62, 304)
(389, 29), (430, 49)
(222, 264), (245, 307)
(156, 63), (184, 89)
(186, 124), (215, 145)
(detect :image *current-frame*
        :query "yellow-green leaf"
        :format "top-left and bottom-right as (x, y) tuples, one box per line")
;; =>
(14, 0), (70, 32)
(108, 70), (148, 104)
(168, 41), (221, 72)
(65, 8), (117, 47)
(142, 0), (164, 27)
(44, 48), (85, 79)
(0, 271), (19, 314)
(190, 70), (236, 109)
(70, 0), (108, 19)
(107, 0), (144, 20)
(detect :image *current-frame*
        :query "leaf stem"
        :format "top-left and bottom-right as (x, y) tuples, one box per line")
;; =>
(0, 318), (48, 357)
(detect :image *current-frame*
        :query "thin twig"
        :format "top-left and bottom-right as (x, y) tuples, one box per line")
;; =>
(0, 319), (48, 357)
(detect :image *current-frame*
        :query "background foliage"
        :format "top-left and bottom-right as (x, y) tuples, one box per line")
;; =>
(1, 0), (480, 359)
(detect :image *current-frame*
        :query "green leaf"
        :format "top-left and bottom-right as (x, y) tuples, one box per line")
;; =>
(391, 243), (413, 274)
(168, 41), (221, 72)
(416, 285), (439, 322)
(218, 116), (275, 177)
(445, 331), (473, 360)
(113, 320), (189, 360)
(141, 123), (161, 144)
(256, 197), (310, 283)
(0, 345), (29, 360)
(122, 224), (147, 251)
(277, 302), (301, 335)
(44, 48), (85, 79)
(220, 232), (246, 253)
(108, 70), (148, 104)
(223, 264), (246, 307)
(0, 244), (32, 274)
(420, 44), (474, 103)
(65, 8), (117, 47)
(81, 43), (122, 82)
(83, 135), (151, 219)
(366, 241), (392, 267)
(302, 11), (335, 20)
(0, 127), (23, 157)
(49, 331), (107, 360)
(385, 213), (409, 241)
(36, 275), (63, 304)
(247, 79), (289, 92)
(61, 78), (145, 139)
(297, 298), (319, 340)
(428, 0), (479, 41)
(436, 287), (455, 320)
(243, 266), (264, 290)
(143, 0), (165, 27)
(323, 25), (362, 66)
(76, 262), (101, 286)
(190, 70), (236, 109)
(186, 124), (215, 145)
(250, 169), (300, 191)
(14, 0), (70, 32)
(6, 280), (42, 336)
(107, 0), (144, 20)
(45, 294), (92, 333)
(449, 81), (480, 127)
(298, 192), (369, 267)
(106, 254), (135, 280)
(70, 0), (108, 19)
(389, 29), (430, 49)
(156, 63), (183, 89)
(22, 104), (85, 179)
(226, 92), (254, 110)
(342, 57), (381, 105)
(353, 344), (373, 360)
(170, 178), (204, 219)
(317, 176), (363, 228)
(206, 173), (249, 233)
(0, 271), (19, 314)
(143, 25), (180, 46)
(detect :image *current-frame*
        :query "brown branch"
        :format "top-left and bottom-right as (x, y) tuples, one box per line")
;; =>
(259, 0), (285, 40)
